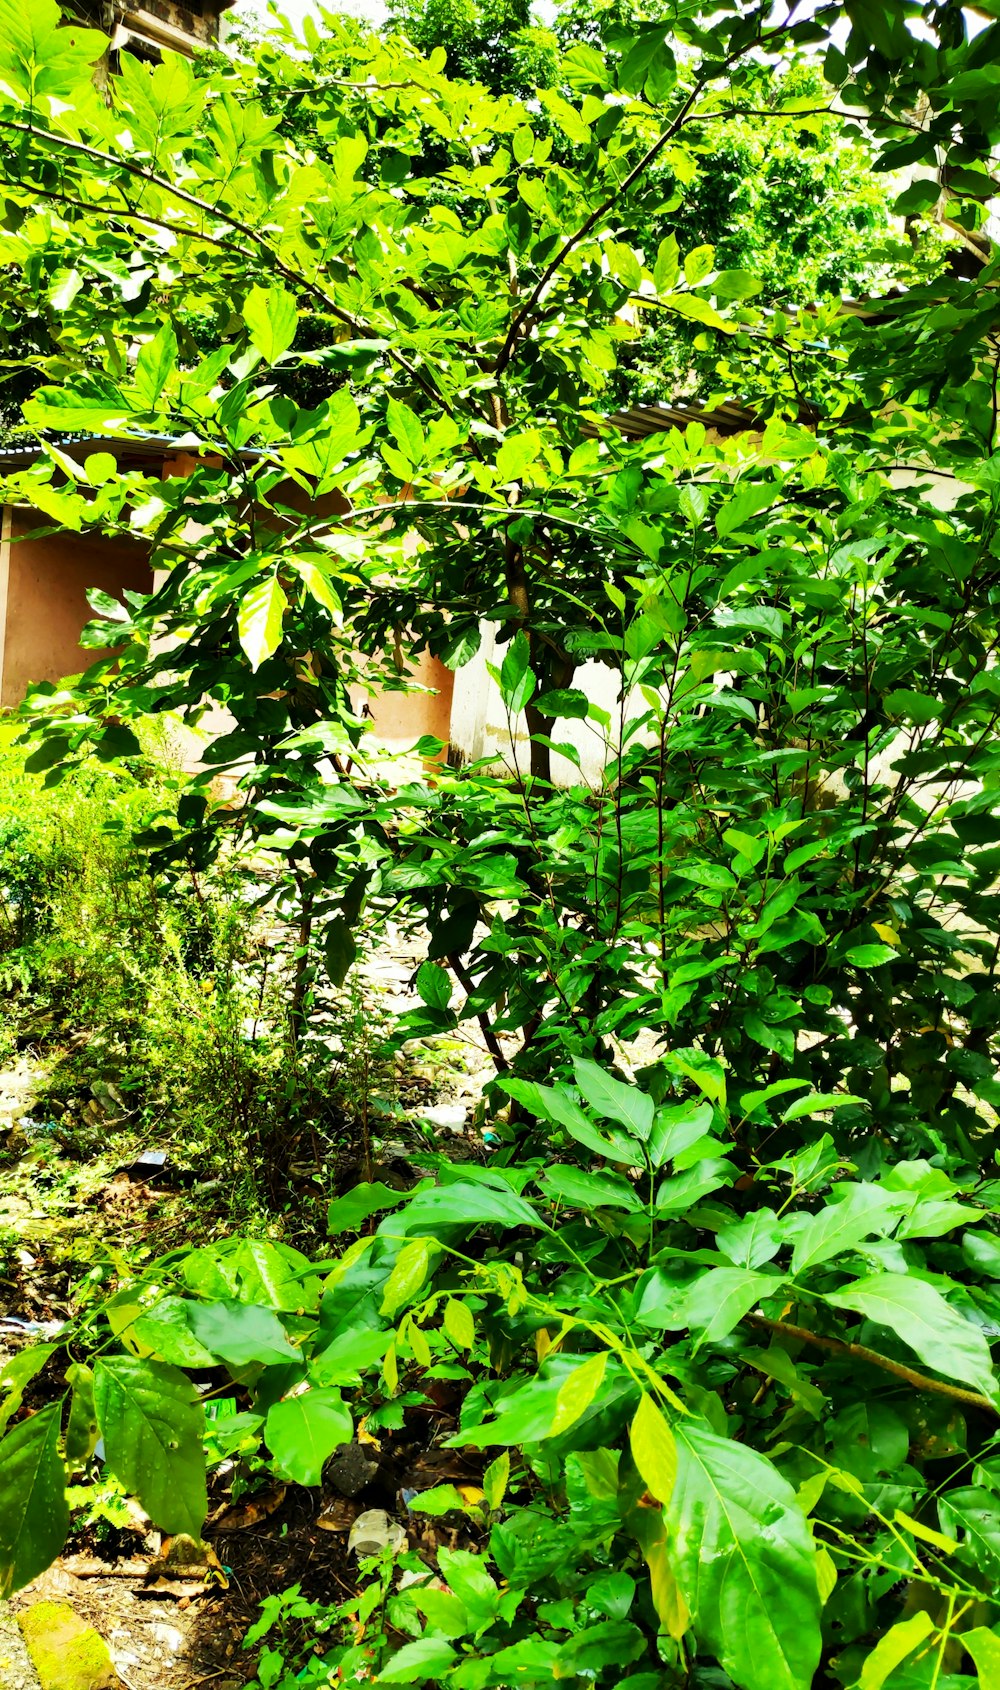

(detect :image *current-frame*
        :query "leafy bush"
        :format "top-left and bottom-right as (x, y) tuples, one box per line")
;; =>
(0, 732), (302, 1202)
(3, 2), (1000, 1686)
(6, 1059), (1000, 1685)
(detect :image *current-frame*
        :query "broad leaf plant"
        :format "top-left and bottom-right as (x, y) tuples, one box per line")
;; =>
(3, 0), (1000, 1685)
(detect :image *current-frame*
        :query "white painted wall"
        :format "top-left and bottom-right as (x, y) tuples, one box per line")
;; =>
(450, 622), (631, 788)
(445, 458), (976, 787)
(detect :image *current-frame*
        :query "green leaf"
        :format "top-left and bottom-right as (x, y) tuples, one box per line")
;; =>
(310, 1326), (391, 1386)
(535, 688), (590, 719)
(238, 576), (287, 672)
(387, 397), (425, 466)
(437, 1547), (499, 1624)
(325, 915), (357, 988)
(963, 1232), (1000, 1277)
(934, 1486), (1000, 1577)
(93, 1357), (206, 1537)
(789, 1184), (905, 1274)
(499, 630), (535, 713)
(133, 322), (178, 408)
(666, 292), (730, 331)
(716, 1213), (783, 1269)
(884, 688), (939, 724)
(684, 243), (715, 284)
(64, 1363), (99, 1468)
(654, 233), (679, 292)
(713, 269), (762, 302)
(960, 1626), (1000, 1687)
(443, 1299), (475, 1350)
(571, 1058), (653, 1142)
(294, 558), (342, 619)
(49, 268), (82, 312)
(387, 1180), (541, 1237)
(229, 1240), (314, 1310)
(549, 1353), (608, 1438)
(450, 1359), (635, 1450)
(328, 1182), (406, 1235)
(408, 1484), (470, 1517)
(132, 1297), (217, 1368)
(283, 387), (365, 483)
(416, 960), (452, 1009)
(630, 1392), (677, 1506)
(541, 1164), (642, 1212)
(781, 1092), (865, 1123)
(0, 1405), (68, 1597)
(668, 1419), (821, 1690)
(0, 0), (106, 101)
(186, 1299), (300, 1366)
(647, 1103), (714, 1170)
(243, 284), (299, 362)
(502, 1078), (642, 1166)
(265, 1387), (352, 1486)
(679, 1268), (782, 1345)
(0, 1345), (57, 1436)
(827, 1274), (999, 1403)
(378, 1638), (457, 1682)
(844, 943), (897, 969)
(496, 432), (542, 482)
(716, 483), (778, 540)
(381, 1239), (432, 1317)
(857, 1611), (934, 1690)
(483, 1452), (509, 1510)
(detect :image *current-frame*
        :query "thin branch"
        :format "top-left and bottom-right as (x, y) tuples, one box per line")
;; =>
(448, 952), (509, 1070)
(493, 78), (707, 378)
(746, 1313), (999, 1415)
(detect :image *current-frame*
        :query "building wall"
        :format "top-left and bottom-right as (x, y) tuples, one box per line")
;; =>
(0, 509), (153, 708)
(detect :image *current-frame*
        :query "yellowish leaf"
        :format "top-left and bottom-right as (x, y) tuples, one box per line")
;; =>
(630, 1392), (678, 1507)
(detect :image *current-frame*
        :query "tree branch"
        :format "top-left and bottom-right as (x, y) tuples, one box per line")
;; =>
(493, 78), (707, 378)
(447, 952), (509, 1070)
(746, 1313), (998, 1415)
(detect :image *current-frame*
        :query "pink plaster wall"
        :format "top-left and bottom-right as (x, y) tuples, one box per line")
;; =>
(0, 510), (153, 707)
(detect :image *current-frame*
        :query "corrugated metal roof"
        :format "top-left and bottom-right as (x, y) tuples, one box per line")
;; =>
(0, 403), (761, 476)
(0, 433), (264, 472)
(588, 400), (760, 439)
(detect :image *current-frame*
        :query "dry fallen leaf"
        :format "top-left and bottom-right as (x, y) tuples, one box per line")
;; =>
(212, 1484), (287, 1532)
(316, 1496), (361, 1533)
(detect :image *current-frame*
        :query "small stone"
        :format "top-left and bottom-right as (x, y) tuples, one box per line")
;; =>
(325, 1441), (379, 1498)
(17, 1601), (119, 1690)
(415, 1103), (468, 1134)
(150, 1625), (184, 1655)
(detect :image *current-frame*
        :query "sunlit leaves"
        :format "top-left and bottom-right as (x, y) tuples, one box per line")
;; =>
(238, 576), (287, 672)
(827, 1275), (1000, 1404)
(133, 323), (178, 409)
(0, 0), (105, 103)
(571, 1057), (653, 1141)
(265, 1387), (352, 1486)
(629, 1393), (677, 1506)
(243, 284), (299, 363)
(381, 1240), (433, 1317)
(549, 1353), (608, 1437)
